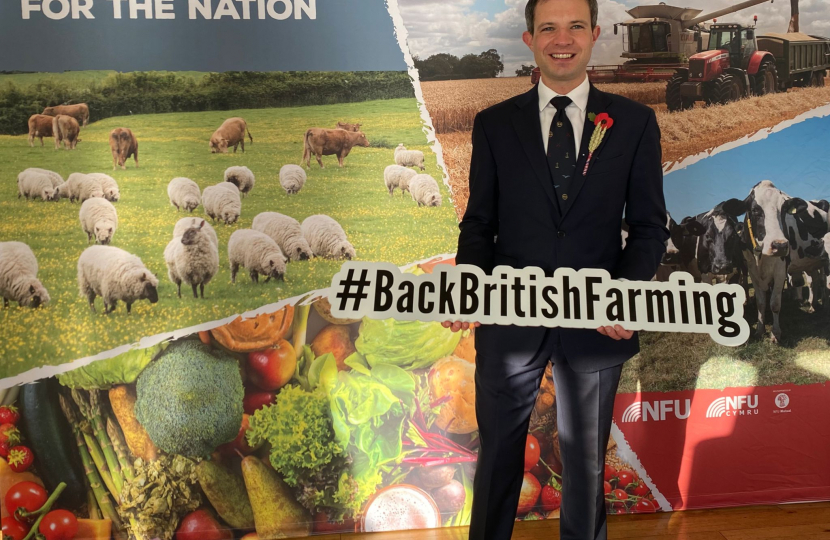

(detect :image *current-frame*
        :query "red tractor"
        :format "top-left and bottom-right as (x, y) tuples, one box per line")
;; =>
(666, 21), (778, 111)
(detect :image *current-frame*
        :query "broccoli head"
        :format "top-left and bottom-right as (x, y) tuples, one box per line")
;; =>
(134, 339), (244, 457)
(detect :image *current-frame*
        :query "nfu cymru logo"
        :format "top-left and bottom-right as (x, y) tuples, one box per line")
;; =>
(706, 395), (759, 418)
(621, 399), (691, 422)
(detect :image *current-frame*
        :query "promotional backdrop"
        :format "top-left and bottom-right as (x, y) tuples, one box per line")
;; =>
(0, 0), (829, 538)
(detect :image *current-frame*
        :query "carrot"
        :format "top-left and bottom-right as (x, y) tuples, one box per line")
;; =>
(108, 385), (157, 462)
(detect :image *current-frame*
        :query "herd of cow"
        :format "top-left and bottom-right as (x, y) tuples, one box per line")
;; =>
(646, 180), (830, 343)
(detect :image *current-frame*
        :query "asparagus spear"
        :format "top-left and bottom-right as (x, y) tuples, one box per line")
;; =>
(107, 417), (135, 482)
(73, 389), (125, 497)
(60, 394), (123, 530)
(84, 431), (121, 503)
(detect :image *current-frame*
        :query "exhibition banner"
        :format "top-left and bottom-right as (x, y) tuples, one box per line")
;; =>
(1, 0), (829, 537)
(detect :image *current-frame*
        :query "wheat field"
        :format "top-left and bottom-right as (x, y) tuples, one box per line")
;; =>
(423, 78), (830, 218)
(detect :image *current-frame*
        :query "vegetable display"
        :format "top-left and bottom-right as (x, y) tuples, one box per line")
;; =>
(0, 289), (659, 540)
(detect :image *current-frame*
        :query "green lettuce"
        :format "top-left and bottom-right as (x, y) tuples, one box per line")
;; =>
(354, 318), (461, 370)
(57, 342), (167, 389)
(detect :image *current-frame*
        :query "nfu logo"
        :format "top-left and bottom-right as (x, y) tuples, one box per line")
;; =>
(621, 399), (691, 422)
(706, 395), (759, 418)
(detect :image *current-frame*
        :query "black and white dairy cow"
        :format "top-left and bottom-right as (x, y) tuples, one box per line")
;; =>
(622, 214), (704, 281)
(784, 198), (830, 312)
(677, 199), (747, 285)
(741, 180), (821, 342)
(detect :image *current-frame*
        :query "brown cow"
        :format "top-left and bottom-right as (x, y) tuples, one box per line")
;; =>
(209, 117), (253, 154)
(336, 121), (362, 132)
(28, 114), (54, 147)
(302, 128), (370, 168)
(42, 103), (89, 127)
(53, 115), (80, 150)
(109, 128), (139, 170)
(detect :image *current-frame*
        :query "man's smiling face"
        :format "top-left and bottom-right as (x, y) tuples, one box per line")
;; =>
(522, 0), (600, 93)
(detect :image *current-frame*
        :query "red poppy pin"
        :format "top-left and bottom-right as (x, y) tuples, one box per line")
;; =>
(582, 112), (614, 176)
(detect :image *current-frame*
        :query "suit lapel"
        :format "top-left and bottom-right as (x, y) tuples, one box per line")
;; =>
(511, 85), (561, 223)
(561, 83), (613, 222)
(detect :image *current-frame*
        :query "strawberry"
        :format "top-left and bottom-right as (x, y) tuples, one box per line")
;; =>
(539, 484), (562, 511)
(0, 405), (20, 425)
(0, 423), (21, 446)
(8, 446), (34, 473)
(0, 440), (10, 458)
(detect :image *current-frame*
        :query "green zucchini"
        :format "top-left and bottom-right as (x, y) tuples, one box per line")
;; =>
(18, 378), (87, 510)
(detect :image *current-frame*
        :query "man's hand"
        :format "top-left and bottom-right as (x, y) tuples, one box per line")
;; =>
(442, 321), (481, 333)
(597, 325), (633, 340)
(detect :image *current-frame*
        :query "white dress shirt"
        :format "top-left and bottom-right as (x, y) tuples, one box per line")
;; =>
(538, 75), (590, 157)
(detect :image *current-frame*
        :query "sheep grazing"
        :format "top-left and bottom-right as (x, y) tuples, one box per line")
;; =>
(408, 174), (442, 207)
(202, 183), (241, 225)
(87, 173), (120, 202)
(17, 169), (59, 201)
(0, 242), (50, 309)
(252, 212), (313, 262)
(394, 143), (426, 171)
(301, 215), (355, 260)
(63, 173), (105, 203)
(77, 245), (159, 314)
(23, 168), (64, 188)
(279, 164), (306, 195)
(228, 229), (287, 284)
(168, 177), (202, 213)
(79, 198), (118, 245)
(164, 219), (219, 299)
(173, 217), (218, 249)
(224, 166), (255, 197)
(383, 165), (417, 196)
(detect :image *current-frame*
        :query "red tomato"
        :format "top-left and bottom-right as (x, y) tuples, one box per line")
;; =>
(5, 482), (48, 520)
(2, 517), (30, 540)
(523, 435), (540, 471)
(633, 499), (656, 513)
(516, 472), (541, 515)
(247, 341), (296, 391)
(603, 481), (612, 495)
(612, 489), (628, 502)
(176, 509), (232, 540)
(539, 485), (561, 511)
(630, 482), (650, 497)
(603, 464), (617, 482)
(617, 469), (638, 488)
(615, 507), (628, 514)
(38, 510), (78, 540)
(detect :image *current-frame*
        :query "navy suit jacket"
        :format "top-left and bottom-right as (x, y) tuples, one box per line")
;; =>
(456, 81), (670, 372)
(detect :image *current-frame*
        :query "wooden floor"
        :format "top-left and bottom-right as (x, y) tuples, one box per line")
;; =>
(318, 500), (830, 540)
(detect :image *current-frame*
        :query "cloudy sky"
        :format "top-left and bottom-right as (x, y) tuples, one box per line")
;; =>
(395, 0), (829, 75)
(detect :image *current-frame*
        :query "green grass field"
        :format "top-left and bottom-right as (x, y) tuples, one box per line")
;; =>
(0, 70), (208, 90)
(0, 98), (458, 379)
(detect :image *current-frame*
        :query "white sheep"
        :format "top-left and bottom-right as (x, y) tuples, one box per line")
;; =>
(23, 168), (64, 189)
(167, 177), (201, 213)
(79, 197), (118, 245)
(228, 229), (287, 284)
(0, 241), (50, 309)
(77, 245), (159, 313)
(279, 164), (306, 195)
(394, 143), (426, 171)
(17, 170), (58, 201)
(383, 165), (417, 196)
(87, 173), (120, 202)
(301, 215), (355, 260)
(173, 217), (218, 248)
(408, 174), (442, 207)
(202, 183), (241, 225)
(252, 212), (313, 262)
(224, 166), (255, 197)
(63, 173), (104, 203)
(164, 219), (219, 299)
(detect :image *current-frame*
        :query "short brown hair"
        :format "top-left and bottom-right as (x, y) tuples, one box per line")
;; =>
(525, 0), (598, 33)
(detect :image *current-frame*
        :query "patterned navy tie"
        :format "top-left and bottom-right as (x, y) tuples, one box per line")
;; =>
(546, 95), (576, 212)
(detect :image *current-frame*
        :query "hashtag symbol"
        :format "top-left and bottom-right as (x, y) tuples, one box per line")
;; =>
(335, 268), (370, 312)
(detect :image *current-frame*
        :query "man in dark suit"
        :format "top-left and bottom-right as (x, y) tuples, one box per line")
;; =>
(444, 0), (669, 538)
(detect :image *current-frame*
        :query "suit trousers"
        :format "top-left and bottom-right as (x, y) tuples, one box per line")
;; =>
(468, 327), (623, 540)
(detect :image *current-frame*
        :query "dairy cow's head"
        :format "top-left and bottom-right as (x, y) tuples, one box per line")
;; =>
(689, 198), (746, 275)
(743, 180), (806, 259)
(664, 213), (705, 266)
